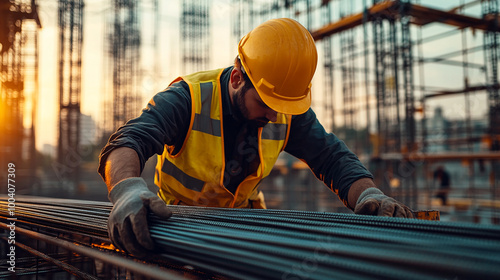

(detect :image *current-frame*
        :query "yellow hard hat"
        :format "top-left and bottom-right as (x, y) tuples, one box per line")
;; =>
(238, 18), (318, 115)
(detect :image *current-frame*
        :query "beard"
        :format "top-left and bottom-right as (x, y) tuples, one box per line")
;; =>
(232, 88), (269, 128)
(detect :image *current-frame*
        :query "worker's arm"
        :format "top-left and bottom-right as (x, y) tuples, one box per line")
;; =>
(103, 147), (141, 191)
(97, 80), (192, 183)
(98, 81), (193, 256)
(347, 177), (376, 210)
(285, 108), (413, 217)
(284, 108), (373, 208)
(103, 147), (172, 257)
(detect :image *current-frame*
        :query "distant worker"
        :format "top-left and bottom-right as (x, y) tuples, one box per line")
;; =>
(433, 166), (451, 205)
(98, 18), (414, 256)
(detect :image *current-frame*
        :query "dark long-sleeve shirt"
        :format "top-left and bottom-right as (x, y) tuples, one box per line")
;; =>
(98, 67), (373, 208)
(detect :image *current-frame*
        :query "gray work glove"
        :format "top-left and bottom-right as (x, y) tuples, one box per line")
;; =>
(354, 188), (414, 218)
(107, 177), (172, 256)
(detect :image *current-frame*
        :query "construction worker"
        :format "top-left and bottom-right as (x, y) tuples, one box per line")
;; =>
(433, 166), (451, 205)
(98, 18), (414, 256)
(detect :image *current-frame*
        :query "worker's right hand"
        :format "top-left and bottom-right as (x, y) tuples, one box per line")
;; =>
(107, 177), (172, 257)
(354, 187), (414, 218)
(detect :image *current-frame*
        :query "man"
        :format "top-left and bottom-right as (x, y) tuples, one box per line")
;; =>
(99, 18), (414, 256)
(433, 166), (451, 205)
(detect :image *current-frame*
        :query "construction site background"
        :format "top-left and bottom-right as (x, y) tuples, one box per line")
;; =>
(1, 0), (499, 225)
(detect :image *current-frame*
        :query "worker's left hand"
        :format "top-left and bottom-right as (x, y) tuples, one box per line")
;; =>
(107, 177), (172, 257)
(354, 188), (414, 218)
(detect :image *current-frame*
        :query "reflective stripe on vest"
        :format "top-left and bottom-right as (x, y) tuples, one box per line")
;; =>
(192, 82), (222, 137)
(155, 68), (291, 208)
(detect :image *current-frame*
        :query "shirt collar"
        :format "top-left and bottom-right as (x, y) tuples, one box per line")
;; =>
(220, 66), (235, 117)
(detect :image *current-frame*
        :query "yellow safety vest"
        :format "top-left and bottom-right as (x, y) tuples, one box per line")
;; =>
(155, 68), (291, 208)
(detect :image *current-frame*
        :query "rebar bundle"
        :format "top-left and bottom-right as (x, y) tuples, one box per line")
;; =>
(1, 196), (500, 280)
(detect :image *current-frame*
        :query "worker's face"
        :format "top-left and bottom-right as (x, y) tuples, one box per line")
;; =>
(233, 84), (278, 127)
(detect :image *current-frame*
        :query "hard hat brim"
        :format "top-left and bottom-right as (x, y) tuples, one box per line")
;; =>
(257, 86), (311, 115)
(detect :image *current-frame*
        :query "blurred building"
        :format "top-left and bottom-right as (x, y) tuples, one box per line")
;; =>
(80, 113), (98, 147)
(422, 106), (489, 153)
(42, 144), (57, 158)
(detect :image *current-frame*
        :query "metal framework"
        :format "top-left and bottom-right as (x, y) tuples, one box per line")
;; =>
(0, 3), (24, 174)
(109, 0), (141, 130)
(57, 0), (84, 186)
(482, 0), (500, 212)
(0, 0), (41, 192)
(483, 0), (500, 147)
(229, 0), (500, 211)
(322, 0), (335, 132)
(340, 2), (358, 151)
(23, 16), (39, 189)
(399, 1), (417, 207)
(231, 0), (255, 45)
(180, 0), (210, 74)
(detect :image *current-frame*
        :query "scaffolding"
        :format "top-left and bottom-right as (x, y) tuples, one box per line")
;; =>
(326, 0), (499, 213)
(231, 0), (254, 46)
(57, 0), (84, 188)
(229, 0), (500, 218)
(107, 0), (141, 131)
(180, 0), (210, 74)
(483, 0), (500, 145)
(321, 0), (335, 132)
(0, 0), (41, 192)
(5, 0), (493, 220)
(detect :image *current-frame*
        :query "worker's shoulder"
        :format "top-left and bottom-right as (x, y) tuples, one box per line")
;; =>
(143, 80), (192, 117)
(160, 79), (191, 96)
(153, 80), (192, 103)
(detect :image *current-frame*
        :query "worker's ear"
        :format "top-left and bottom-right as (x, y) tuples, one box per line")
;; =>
(230, 67), (244, 89)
